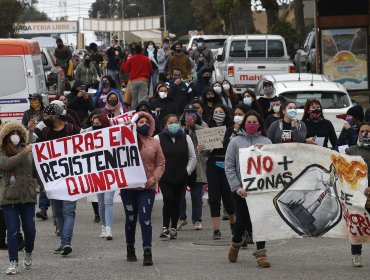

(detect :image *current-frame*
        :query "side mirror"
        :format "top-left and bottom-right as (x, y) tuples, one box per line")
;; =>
(216, 54), (223, 62)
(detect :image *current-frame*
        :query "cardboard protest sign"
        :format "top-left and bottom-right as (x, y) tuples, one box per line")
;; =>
(239, 143), (369, 244)
(195, 126), (226, 150)
(33, 124), (147, 201)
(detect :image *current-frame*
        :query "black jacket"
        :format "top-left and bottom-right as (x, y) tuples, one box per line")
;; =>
(149, 96), (178, 124)
(168, 81), (193, 115)
(67, 89), (95, 125)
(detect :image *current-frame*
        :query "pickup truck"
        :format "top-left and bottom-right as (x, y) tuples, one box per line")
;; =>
(213, 35), (295, 95)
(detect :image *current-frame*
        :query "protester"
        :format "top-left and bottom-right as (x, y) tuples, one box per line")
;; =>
(144, 41), (159, 92)
(264, 96), (285, 131)
(167, 68), (193, 114)
(200, 104), (235, 239)
(257, 80), (277, 119)
(191, 38), (214, 70)
(38, 104), (80, 256)
(302, 99), (337, 148)
(346, 122), (370, 267)
(91, 114), (115, 240)
(191, 65), (213, 98)
(212, 82), (233, 109)
(223, 105), (250, 149)
(121, 44), (152, 110)
(267, 101), (307, 143)
(241, 90), (263, 117)
(221, 80), (239, 107)
(75, 53), (98, 86)
(53, 94), (82, 129)
(89, 42), (104, 77)
(136, 100), (161, 135)
(337, 105), (364, 149)
(67, 80), (95, 126)
(22, 93), (44, 128)
(154, 114), (196, 239)
(191, 99), (206, 122)
(93, 75), (124, 109)
(106, 38), (124, 87)
(157, 38), (172, 82)
(168, 43), (192, 79)
(225, 111), (272, 267)
(104, 91), (127, 118)
(149, 84), (178, 124)
(54, 38), (72, 78)
(121, 112), (165, 265)
(0, 122), (35, 274)
(201, 88), (222, 123)
(178, 105), (208, 230)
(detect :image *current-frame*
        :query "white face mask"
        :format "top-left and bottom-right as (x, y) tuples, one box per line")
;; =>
(192, 46), (197, 51)
(234, 115), (244, 125)
(213, 86), (222, 94)
(223, 84), (230, 91)
(273, 105), (281, 113)
(198, 43), (203, 48)
(159, 91), (167, 99)
(10, 134), (20, 146)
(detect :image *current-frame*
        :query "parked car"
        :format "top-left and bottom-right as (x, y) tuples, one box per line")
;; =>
(213, 34), (295, 95)
(254, 73), (328, 96)
(272, 80), (352, 134)
(294, 29), (317, 73)
(40, 47), (65, 96)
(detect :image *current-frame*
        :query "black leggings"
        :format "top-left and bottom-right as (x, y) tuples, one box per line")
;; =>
(206, 164), (235, 218)
(232, 192), (265, 250)
(160, 182), (185, 229)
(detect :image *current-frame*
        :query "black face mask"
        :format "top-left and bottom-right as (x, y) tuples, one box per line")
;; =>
(85, 59), (91, 64)
(206, 97), (214, 102)
(175, 49), (182, 53)
(43, 119), (54, 128)
(203, 76), (211, 81)
(57, 44), (63, 49)
(107, 100), (118, 106)
(137, 124), (150, 136)
(92, 125), (103, 130)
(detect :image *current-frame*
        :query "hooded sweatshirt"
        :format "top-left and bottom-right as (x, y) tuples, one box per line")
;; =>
(225, 129), (272, 192)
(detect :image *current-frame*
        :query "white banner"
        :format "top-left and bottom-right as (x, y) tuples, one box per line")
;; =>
(33, 124), (147, 201)
(239, 143), (369, 244)
(15, 21), (78, 34)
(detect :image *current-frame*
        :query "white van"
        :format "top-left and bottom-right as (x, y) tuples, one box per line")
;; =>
(0, 39), (48, 123)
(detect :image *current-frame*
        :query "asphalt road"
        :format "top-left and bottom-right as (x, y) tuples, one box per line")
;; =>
(1, 198), (370, 280)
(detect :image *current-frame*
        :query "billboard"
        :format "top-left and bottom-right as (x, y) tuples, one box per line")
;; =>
(321, 27), (368, 90)
(15, 21), (79, 34)
(82, 17), (162, 32)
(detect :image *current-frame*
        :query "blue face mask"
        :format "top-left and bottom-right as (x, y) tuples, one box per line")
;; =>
(287, 108), (297, 119)
(168, 123), (181, 134)
(243, 97), (252, 106)
(101, 81), (109, 88)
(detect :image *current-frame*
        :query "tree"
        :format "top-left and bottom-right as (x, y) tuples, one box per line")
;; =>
(19, 5), (49, 21)
(260, 0), (279, 30)
(237, 0), (256, 34)
(294, 0), (305, 43)
(268, 19), (299, 59)
(0, 0), (23, 37)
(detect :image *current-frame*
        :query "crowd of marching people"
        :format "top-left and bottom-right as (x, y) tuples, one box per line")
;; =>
(1, 37), (370, 275)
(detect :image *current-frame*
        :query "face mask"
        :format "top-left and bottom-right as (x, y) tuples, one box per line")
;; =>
(243, 97), (252, 106)
(148, 45), (154, 51)
(168, 123), (181, 134)
(198, 43), (203, 48)
(263, 87), (274, 96)
(273, 105), (281, 113)
(10, 134), (20, 146)
(57, 44), (63, 49)
(43, 119), (54, 128)
(287, 108), (297, 119)
(213, 86), (222, 94)
(223, 84), (230, 91)
(309, 109), (322, 120)
(163, 43), (169, 49)
(358, 133), (370, 148)
(176, 49), (182, 53)
(108, 99), (118, 106)
(159, 91), (167, 99)
(102, 81), (109, 88)
(192, 46), (197, 51)
(234, 115), (244, 125)
(92, 125), (103, 130)
(137, 124), (150, 136)
(213, 113), (226, 123)
(206, 96), (214, 102)
(346, 116), (353, 125)
(244, 123), (260, 135)
(203, 76), (211, 81)
(85, 59), (90, 64)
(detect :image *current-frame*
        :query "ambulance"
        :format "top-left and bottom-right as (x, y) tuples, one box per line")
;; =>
(0, 39), (48, 123)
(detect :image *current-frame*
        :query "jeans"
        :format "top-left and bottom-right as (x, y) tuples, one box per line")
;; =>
(150, 69), (159, 92)
(52, 200), (77, 247)
(38, 191), (50, 211)
(107, 69), (120, 88)
(130, 80), (149, 110)
(97, 191), (115, 227)
(160, 182), (185, 229)
(120, 189), (155, 249)
(231, 192), (265, 250)
(179, 171), (203, 223)
(206, 164), (235, 217)
(2, 203), (36, 262)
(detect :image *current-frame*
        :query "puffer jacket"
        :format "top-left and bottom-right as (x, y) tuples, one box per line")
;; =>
(135, 112), (166, 189)
(0, 122), (37, 205)
(225, 129), (272, 192)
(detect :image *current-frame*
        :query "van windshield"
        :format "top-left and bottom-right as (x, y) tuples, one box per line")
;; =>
(279, 91), (351, 109)
(229, 40), (285, 58)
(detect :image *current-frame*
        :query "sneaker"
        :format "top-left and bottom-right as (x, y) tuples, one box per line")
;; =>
(54, 246), (62, 254)
(176, 220), (188, 230)
(36, 209), (48, 220)
(23, 252), (32, 269)
(143, 248), (153, 266)
(160, 227), (170, 238)
(169, 228), (177, 239)
(99, 226), (107, 238)
(60, 245), (72, 256)
(352, 255), (363, 267)
(127, 245), (137, 262)
(213, 229), (221, 240)
(194, 221), (203, 230)
(6, 261), (18, 275)
(93, 216), (101, 223)
(105, 226), (113, 241)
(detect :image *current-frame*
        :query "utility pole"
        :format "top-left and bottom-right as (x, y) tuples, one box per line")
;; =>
(163, 0), (167, 32)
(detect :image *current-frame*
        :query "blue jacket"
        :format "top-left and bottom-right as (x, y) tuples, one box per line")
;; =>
(93, 87), (124, 108)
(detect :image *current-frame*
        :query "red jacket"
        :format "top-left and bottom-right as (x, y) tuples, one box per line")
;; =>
(121, 54), (152, 81)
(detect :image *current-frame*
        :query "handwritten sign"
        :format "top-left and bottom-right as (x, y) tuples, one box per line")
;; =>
(195, 126), (226, 150)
